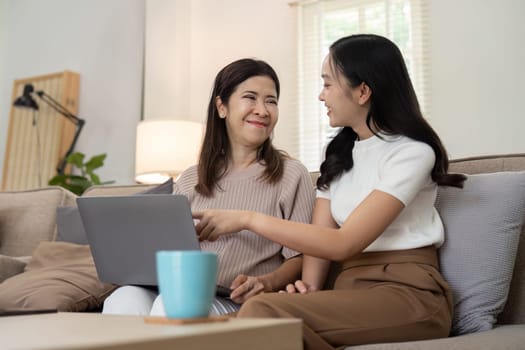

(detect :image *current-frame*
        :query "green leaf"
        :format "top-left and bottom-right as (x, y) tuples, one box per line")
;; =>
(66, 177), (91, 195)
(48, 174), (68, 186)
(89, 172), (101, 185)
(67, 152), (85, 169)
(47, 151), (113, 195)
(85, 154), (107, 173)
(66, 175), (91, 187)
(64, 183), (87, 196)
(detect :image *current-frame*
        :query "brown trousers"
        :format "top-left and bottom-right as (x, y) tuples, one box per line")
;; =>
(238, 246), (453, 350)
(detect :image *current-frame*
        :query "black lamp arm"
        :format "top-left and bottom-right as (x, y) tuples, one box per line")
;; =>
(56, 119), (85, 175)
(35, 91), (84, 126)
(33, 90), (86, 175)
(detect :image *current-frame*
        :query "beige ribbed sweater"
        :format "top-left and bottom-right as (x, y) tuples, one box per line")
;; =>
(174, 159), (315, 287)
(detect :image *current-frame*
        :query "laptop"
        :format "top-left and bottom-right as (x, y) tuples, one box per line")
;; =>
(77, 194), (200, 287)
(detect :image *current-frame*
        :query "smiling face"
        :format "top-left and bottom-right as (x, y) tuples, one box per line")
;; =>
(318, 55), (371, 132)
(216, 75), (278, 151)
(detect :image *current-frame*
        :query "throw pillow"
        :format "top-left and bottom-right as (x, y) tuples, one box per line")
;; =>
(436, 171), (525, 335)
(0, 187), (77, 256)
(56, 206), (88, 245)
(0, 242), (117, 311)
(140, 177), (174, 194)
(55, 178), (174, 244)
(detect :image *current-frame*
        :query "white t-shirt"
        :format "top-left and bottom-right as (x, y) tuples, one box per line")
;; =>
(317, 133), (444, 252)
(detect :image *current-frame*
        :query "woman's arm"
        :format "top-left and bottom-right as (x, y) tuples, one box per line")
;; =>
(228, 255), (302, 303)
(300, 198), (337, 290)
(256, 255), (303, 292)
(283, 198), (336, 293)
(194, 189), (404, 261)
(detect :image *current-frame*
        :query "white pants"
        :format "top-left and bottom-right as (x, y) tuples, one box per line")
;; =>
(150, 295), (240, 316)
(102, 286), (157, 315)
(103, 285), (240, 316)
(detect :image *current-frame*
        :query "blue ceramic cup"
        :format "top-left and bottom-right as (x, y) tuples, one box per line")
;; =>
(156, 250), (218, 319)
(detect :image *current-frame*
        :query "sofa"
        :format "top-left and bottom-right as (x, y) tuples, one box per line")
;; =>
(0, 154), (524, 350)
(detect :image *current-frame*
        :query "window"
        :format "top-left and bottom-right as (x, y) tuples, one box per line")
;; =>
(296, 0), (429, 170)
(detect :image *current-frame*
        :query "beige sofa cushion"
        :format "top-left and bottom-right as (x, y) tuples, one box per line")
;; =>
(0, 255), (27, 282)
(449, 154), (525, 174)
(347, 324), (525, 350)
(0, 187), (76, 257)
(0, 242), (117, 312)
(82, 184), (156, 196)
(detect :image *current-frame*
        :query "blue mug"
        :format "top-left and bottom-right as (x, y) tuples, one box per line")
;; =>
(156, 250), (218, 319)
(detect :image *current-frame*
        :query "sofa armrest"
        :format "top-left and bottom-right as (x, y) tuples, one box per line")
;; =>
(0, 255), (29, 283)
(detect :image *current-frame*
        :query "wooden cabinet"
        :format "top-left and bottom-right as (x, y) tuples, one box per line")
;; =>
(2, 71), (80, 190)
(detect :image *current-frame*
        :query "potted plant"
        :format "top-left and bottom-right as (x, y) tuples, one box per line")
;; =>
(48, 152), (113, 195)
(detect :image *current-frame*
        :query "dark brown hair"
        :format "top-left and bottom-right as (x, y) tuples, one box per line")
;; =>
(196, 58), (288, 196)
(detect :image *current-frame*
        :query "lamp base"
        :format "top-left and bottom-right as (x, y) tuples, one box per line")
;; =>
(135, 172), (179, 185)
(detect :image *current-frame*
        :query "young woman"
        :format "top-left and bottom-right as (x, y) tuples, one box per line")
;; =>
(194, 35), (466, 349)
(103, 58), (315, 316)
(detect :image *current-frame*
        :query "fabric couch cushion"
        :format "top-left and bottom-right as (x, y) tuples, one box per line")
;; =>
(0, 255), (27, 283)
(498, 225), (525, 325)
(138, 177), (174, 194)
(0, 242), (117, 311)
(82, 184), (159, 197)
(436, 171), (525, 335)
(56, 206), (88, 245)
(0, 187), (76, 256)
(346, 324), (525, 350)
(449, 154), (525, 174)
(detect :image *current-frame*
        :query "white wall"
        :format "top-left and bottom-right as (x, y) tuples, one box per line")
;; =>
(429, 0), (525, 158)
(0, 0), (9, 182)
(2, 0), (523, 189)
(144, 0), (191, 120)
(144, 0), (298, 155)
(0, 0), (144, 186)
(145, 0), (525, 164)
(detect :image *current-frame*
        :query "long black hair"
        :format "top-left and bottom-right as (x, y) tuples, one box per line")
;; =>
(196, 58), (288, 197)
(317, 34), (466, 189)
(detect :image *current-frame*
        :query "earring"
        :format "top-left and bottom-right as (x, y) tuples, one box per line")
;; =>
(220, 114), (226, 118)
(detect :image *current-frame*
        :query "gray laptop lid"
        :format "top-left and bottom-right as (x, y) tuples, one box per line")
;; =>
(77, 194), (200, 286)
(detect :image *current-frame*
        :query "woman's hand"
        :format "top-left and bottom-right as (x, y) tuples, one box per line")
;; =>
(280, 280), (318, 294)
(193, 210), (252, 241)
(229, 274), (266, 304)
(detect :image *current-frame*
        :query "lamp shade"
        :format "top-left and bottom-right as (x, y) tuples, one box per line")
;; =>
(13, 84), (39, 110)
(135, 120), (204, 184)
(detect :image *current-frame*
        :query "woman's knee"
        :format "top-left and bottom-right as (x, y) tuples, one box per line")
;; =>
(149, 295), (165, 316)
(102, 286), (157, 315)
